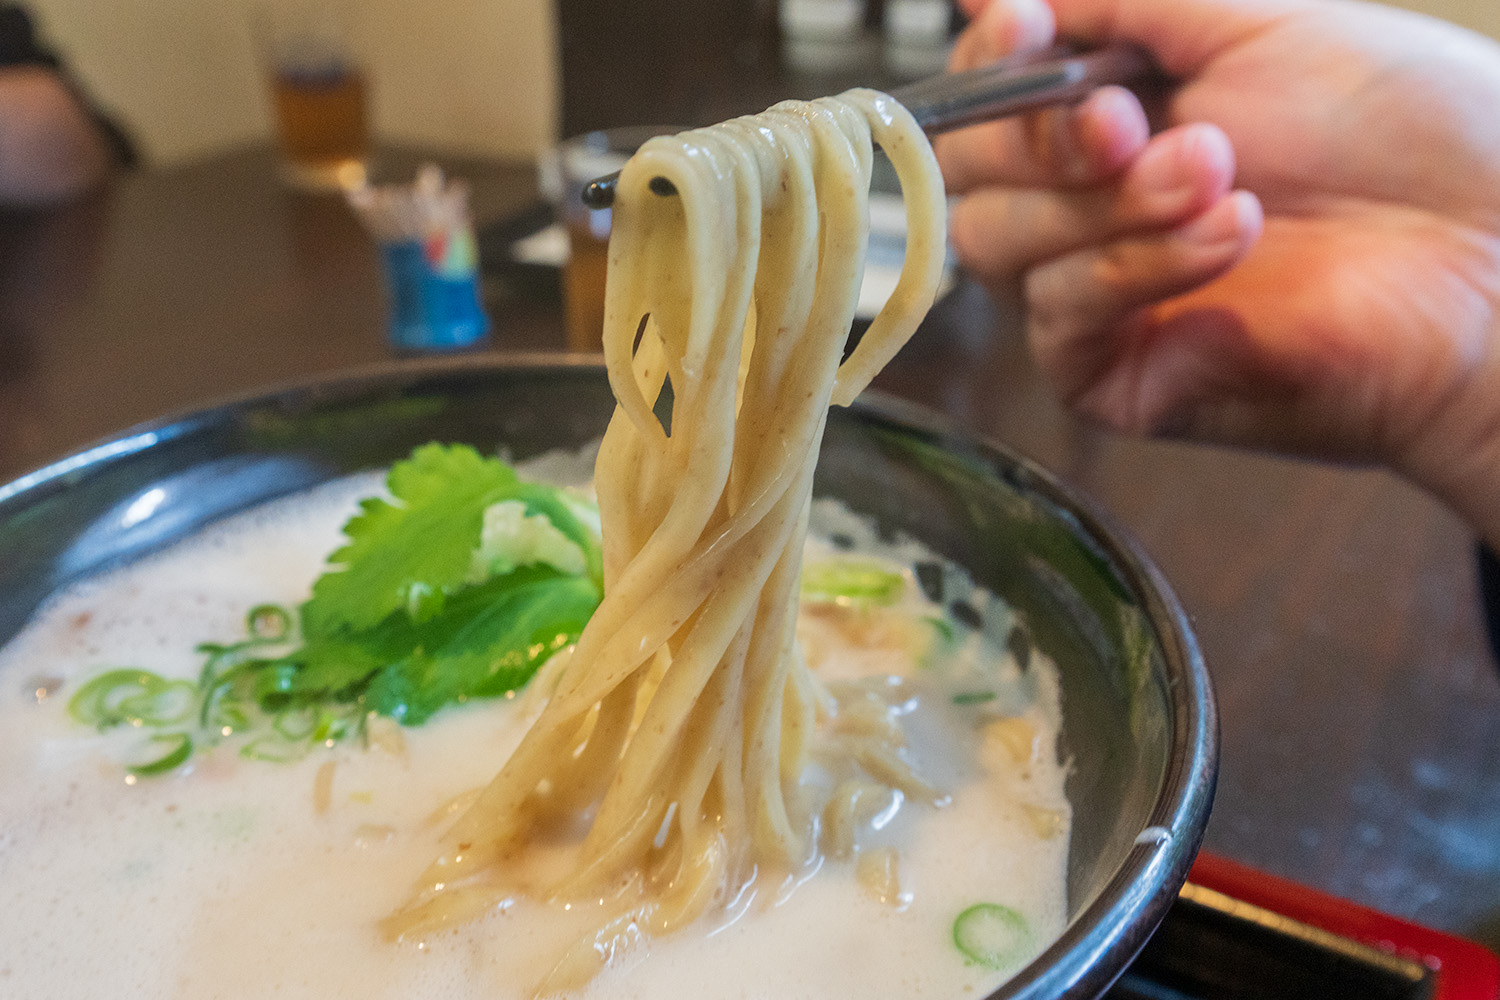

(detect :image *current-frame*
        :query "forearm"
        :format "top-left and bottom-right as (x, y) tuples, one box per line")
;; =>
(0, 66), (111, 207)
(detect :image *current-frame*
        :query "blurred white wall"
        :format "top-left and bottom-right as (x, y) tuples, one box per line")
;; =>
(1384, 0), (1500, 38)
(17, 0), (1496, 168)
(25, 0), (559, 167)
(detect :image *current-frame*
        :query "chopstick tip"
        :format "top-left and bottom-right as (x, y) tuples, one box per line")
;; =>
(580, 173), (678, 210)
(581, 175), (616, 209)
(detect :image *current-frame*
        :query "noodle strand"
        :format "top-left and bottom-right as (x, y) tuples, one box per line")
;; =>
(389, 89), (947, 992)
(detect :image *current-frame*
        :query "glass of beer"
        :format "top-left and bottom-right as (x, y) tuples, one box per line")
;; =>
(257, 2), (370, 192)
(554, 127), (677, 353)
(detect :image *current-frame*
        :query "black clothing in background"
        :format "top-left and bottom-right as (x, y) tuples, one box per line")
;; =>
(0, 3), (52, 68)
(0, 3), (136, 168)
(1480, 545), (1500, 665)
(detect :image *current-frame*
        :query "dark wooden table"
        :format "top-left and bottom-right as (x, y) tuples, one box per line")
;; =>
(2, 147), (1497, 953)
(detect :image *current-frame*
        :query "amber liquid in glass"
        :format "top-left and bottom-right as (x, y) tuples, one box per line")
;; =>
(563, 221), (611, 353)
(270, 66), (369, 189)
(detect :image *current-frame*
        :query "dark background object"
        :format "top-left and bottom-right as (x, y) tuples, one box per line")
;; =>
(556, 0), (925, 134)
(558, 0), (777, 134)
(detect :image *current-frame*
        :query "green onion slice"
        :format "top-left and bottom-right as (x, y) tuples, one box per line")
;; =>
(125, 732), (193, 775)
(312, 709), (356, 744)
(240, 737), (309, 763)
(247, 604), (292, 642)
(953, 903), (1031, 969)
(68, 669), (195, 730)
(198, 655), (270, 728)
(927, 615), (957, 642)
(801, 558), (905, 607)
(272, 707), (318, 741)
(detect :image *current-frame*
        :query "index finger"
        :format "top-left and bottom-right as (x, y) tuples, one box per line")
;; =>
(935, 84), (1149, 192)
(938, 0), (1145, 192)
(950, 0), (1057, 71)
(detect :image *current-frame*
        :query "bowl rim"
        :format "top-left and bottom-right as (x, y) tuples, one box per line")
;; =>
(798, 389), (1217, 998)
(0, 353), (1217, 999)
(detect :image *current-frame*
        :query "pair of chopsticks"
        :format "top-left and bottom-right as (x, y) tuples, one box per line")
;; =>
(581, 44), (1156, 210)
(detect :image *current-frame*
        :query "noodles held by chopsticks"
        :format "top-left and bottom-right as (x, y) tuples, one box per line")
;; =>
(386, 89), (947, 991)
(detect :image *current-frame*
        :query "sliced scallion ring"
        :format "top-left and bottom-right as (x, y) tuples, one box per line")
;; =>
(272, 707), (318, 741)
(953, 903), (1030, 969)
(68, 669), (195, 730)
(312, 709), (355, 744)
(801, 558), (906, 607)
(212, 703), (252, 734)
(926, 615), (957, 642)
(240, 737), (309, 763)
(247, 603), (292, 642)
(125, 732), (193, 776)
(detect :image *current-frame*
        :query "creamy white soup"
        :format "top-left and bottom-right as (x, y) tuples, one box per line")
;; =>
(0, 466), (1070, 1000)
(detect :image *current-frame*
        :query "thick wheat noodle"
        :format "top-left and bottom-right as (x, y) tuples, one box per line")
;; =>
(385, 88), (946, 989)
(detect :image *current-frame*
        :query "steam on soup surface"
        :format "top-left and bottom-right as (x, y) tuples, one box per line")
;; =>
(0, 460), (1070, 999)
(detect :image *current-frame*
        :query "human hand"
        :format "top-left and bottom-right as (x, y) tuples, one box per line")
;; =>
(937, 0), (1500, 545)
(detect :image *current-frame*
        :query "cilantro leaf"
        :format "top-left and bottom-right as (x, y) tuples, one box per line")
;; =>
(364, 566), (600, 725)
(78, 443), (608, 776)
(301, 443), (524, 636)
(267, 631), (405, 705)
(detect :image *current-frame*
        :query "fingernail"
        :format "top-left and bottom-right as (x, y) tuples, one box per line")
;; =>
(1132, 125), (1234, 201)
(1081, 87), (1150, 170)
(980, 0), (1055, 54)
(1177, 192), (1252, 248)
(1131, 137), (1193, 197)
(1066, 87), (1147, 179)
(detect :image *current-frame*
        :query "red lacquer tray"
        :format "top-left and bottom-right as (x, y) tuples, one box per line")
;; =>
(1107, 852), (1500, 999)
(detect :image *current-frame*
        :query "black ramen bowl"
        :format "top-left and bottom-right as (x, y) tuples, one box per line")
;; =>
(0, 355), (1216, 999)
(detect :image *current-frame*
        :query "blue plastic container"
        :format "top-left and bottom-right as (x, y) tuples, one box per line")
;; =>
(381, 238), (489, 352)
